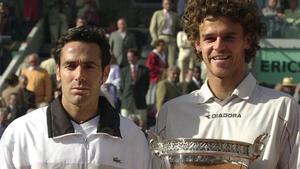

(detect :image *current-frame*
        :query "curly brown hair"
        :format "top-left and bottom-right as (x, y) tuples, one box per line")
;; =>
(183, 0), (266, 63)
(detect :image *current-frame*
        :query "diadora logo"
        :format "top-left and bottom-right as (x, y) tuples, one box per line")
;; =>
(205, 113), (241, 119)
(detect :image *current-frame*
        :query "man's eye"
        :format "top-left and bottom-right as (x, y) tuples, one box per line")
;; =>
(84, 64), (97, 69)
(65, 64), (77, 70)
(204, 37), (215, 42)
(224, 36), (235, 41)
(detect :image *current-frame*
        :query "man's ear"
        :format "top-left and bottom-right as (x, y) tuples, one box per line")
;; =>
(101, 65), (110, 84)
(56, 64), (61, 82)
(244, 35), (251, 50)
(194, 40), (201, 52)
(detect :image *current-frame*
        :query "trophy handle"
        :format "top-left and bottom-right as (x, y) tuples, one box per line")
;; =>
(146, 130), (163, 156)
(249, 133), (269, 160)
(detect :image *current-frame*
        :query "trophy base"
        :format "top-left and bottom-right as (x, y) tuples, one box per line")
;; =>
(171, 163), (247, 169)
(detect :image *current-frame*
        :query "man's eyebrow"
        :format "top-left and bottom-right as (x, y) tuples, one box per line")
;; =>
(62, 60), (100, 66)
(202, 32), (237, 37)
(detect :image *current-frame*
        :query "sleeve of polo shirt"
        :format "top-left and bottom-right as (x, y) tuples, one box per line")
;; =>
(278, 98), (300, 169)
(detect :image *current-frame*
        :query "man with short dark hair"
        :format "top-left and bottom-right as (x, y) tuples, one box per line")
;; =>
(0, 26), (151, 169)
(109, 18), (137, 67)
(120, 48), (150, 126)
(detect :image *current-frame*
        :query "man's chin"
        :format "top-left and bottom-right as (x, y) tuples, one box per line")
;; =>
(71, 95), (89, 105)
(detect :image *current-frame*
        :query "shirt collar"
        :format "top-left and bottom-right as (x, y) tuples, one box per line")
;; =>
(47, 96), (122, 138)
(232, 73), (257, 100)
(197, 73), (257, 103)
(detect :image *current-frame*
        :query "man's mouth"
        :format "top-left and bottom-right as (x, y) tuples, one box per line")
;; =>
(72, 87), (89, 91)
(212, 55), (230, 60)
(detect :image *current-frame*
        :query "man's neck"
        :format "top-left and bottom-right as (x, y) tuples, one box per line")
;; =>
(207, 71), (248, 100)
(118, 29), (126, 33)
(163, 9), (169, 13)
(62, 99), (99, 124)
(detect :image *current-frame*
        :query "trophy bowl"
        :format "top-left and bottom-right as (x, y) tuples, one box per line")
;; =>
(148, 132), (268, 169)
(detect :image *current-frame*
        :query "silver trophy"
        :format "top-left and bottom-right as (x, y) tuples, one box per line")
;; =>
(148, 131), (268, 169)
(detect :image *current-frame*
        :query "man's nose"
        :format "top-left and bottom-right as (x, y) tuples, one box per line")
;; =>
(213, 37), (225, 52)
(74, 66), (86, 81)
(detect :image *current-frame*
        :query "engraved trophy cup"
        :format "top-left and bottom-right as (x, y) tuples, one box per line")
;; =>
(148, 131), (268, 169)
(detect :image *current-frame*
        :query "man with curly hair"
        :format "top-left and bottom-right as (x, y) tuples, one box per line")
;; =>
(153, 0), (300, 168)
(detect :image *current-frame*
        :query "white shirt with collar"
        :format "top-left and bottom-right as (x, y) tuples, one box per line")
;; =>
(0, 97), (151, 169)
(154, 73), (300, 169)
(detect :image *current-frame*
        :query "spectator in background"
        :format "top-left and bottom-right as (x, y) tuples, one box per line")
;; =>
(182, 66), (202, 94)
(44, 0), (70, 44)
(6, 92), (25, 122)
(22, 0), (41, 38)
(40, 51), (57, 94)
(262, 0), (285, 37)
(155, 66), (181, 112)
(76, 0), (100, 26)
(21, 53), (52, 106)
(145, 39), (168, 106)
(283, 0), (300, 38)
(18, 75), (36, 112)
(0, 107), (9, 139)
(149, 0), (180, 67)
(120, 49), (150, 126)
(102, 55), (121, 111)
(109, 18), (137, 67)
(177, 30), (196, 82)
(1, 74), (20, 106)
(275, 77), (296, 96)
(75, 16), (87, 27)
(0, 2), (19, 74)
(263, 0), (281, 16)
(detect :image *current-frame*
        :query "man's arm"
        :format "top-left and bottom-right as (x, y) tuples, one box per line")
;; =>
(278, 98), (300, 169)
(155, 81), (167, 112)
(149, 12), (159, 45)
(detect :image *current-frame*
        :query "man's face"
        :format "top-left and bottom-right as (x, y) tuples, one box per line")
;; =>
(27, 54), (39, 67)
(0, 4), (7, 25)
(282, 86), (295, 96)
(117, 19), (126, 32)
(57, 41), (104, 107)
(156, 42), (165, 52)
(127, 51), (138, 65)
(168, 69), (179, 83)
(162, 0), (171, 11)
(268, 0), (277, 8)
(195, 17), (250, 80)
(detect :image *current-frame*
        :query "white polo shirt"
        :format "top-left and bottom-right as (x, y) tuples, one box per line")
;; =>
(155, 73), (300, 169)
(0, 96), (151, 169)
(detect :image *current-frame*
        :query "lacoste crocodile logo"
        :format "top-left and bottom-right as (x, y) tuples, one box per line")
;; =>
(113, 157), (122, 163)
